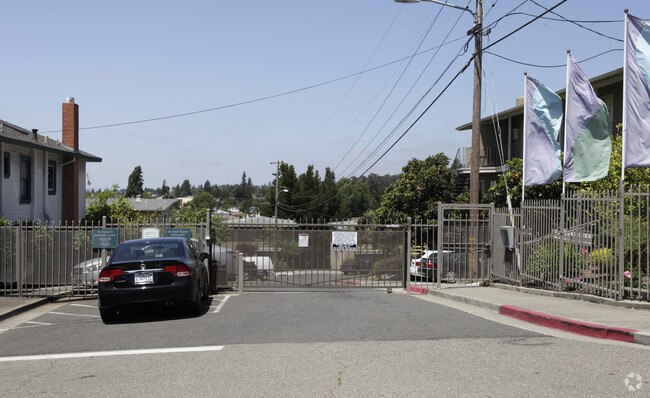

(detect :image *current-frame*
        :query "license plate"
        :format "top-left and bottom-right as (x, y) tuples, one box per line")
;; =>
(135, 272), (153, 284)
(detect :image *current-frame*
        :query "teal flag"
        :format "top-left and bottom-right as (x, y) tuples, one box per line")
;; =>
(564, 54), (611, 182)
(524, 76), (563, 186)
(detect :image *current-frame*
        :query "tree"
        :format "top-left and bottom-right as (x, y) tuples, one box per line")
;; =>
(189, 192), (216, 212)
(180, 179), (192, 197)
(125, 166), (144, 198)
(376, 154), (456, 221)
(337, 178), (372, 219)
(318, 167), (339, 219)
(160, 180), (170, 198)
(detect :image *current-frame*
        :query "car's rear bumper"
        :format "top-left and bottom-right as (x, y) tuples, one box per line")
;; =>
(98, 279), (194, 309)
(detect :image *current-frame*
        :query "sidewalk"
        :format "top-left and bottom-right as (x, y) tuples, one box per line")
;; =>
(0, 296), (52, 323)
(407, 283), (650, 346)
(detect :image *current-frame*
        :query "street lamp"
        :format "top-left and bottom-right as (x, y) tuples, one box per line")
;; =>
(395, 0), (482, 206)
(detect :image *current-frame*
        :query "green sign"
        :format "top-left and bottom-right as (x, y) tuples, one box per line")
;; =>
(92, 229), (119, 249)
(165, 228), (192, 239)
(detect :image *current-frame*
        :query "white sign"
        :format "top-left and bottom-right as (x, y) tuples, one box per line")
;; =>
(299, 234), (309, 248)
(332, 231), (357, 252)
(141, 228), (161, 239)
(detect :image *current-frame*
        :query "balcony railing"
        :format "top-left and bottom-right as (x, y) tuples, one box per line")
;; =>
(451, 147), (507, 170)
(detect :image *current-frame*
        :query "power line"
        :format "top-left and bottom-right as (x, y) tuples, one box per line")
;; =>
(486, 48), (622, 68)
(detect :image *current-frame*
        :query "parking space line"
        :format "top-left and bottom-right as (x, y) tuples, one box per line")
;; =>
(0, 345), (225, 362)
(211, 295), (231, 313)
(69, 304), (97, 309)
(26, 321), (53, 326)
(49, 311), (101, 318)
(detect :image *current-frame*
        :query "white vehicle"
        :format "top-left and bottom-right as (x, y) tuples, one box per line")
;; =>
(410, 250), (452, 281)
(410, 250), (435, 279)
(243, 256), (274, 279)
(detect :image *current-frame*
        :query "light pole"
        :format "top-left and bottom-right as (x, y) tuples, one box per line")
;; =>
(395, 0), (482, 205)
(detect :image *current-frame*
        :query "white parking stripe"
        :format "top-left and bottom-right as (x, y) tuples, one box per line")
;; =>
(25, 321), (53, 326)
(69, 304), (96, 308)
(0, 345), (224, 362)
(48, 312), (101, 318)
(211, 295), (231, 313)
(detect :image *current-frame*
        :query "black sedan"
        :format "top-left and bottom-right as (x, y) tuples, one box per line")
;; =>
(98, 237), (210, 323)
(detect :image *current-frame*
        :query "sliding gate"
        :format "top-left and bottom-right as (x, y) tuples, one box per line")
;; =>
(212, 220), (406, 290)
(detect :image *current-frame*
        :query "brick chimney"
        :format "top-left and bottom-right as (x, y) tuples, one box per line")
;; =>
(62, 97), (79, 151)
(62, 97), (80, 222)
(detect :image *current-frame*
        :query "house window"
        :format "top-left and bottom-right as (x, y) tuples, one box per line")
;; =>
(3, 152), (9, 178)
(48, 160), (56, 195)
(20, 155), (31, 203)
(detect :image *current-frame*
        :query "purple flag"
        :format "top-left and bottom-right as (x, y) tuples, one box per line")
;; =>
(624, 14), (650, 168)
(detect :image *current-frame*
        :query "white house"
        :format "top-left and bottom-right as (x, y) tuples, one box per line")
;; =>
(0, 98), (102, 223)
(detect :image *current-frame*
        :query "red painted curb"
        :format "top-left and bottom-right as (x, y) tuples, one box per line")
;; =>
(405, 286), (429, 295)
(499, 305), (639, 343)
(335, 281), (359, 286)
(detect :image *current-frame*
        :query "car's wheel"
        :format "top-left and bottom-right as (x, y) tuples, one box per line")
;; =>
(201, 275), (210, 300)
(259, 270), (269, 280)
(99, 307), (117, 323)
(189, 284), (202, 316)
(243, 271), (251, 281)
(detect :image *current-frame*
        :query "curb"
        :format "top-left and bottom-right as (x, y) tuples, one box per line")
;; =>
(409, 286), (650, 346)
(499, 305), (639, 344)
(0, 298), (52, 323)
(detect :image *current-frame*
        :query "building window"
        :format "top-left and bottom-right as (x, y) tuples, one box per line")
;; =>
(20, 155), (31, 203)
(3, 152), (9, 178)
(48, 160), (57, 195)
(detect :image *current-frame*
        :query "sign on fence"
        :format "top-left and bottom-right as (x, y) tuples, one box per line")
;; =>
(92, 229), (119, 249)
(332, 231), (357, 252)
(165, 228), (192, 239)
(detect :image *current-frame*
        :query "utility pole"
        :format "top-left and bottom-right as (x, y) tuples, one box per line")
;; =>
(469, 0), (483, 279)
(271, 161), (283, 274)
(470, 0), (483, 207)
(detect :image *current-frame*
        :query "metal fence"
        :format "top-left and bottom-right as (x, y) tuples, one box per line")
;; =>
(3, 186), (649, 302)
(0, 218), (209, 298)
(493, 186), (649, 301)
(212, 219), (405, 290)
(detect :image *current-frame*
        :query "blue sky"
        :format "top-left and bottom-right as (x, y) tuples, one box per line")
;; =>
(2, 0), (649, 190)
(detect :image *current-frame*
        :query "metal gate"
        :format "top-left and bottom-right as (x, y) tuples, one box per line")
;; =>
(435, 204), (493, 285)
(211, 220), (405, 290)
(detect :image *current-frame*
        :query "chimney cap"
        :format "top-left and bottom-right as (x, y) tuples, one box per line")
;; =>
(66, 97), (75, 103)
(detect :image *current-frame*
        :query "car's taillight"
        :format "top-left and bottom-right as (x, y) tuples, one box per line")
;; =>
(98, 269), (124, 283)
(426, 261), (435, 269)
(415, 261), (421, 266)
(163, 264), (191, 277)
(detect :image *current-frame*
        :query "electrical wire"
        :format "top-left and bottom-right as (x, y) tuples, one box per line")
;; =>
(529, 0), (622, 42)
(486, 48), (623, 68)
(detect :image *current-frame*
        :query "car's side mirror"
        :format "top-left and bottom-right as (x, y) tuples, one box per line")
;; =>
(200, 252), (209, 261)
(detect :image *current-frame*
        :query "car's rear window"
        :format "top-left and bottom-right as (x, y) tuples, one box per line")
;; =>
(112, 241), (183, 261)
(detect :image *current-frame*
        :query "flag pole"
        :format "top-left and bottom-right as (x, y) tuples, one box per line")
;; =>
(522, 73), (528, 204)
(621, 9), (629, 181)
(562, 50), (571, 196)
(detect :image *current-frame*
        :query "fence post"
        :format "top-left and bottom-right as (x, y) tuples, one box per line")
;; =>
(618, 180), (625, 300)
(437, 204), (443, 288)
(489, 203), (494, 285)
(558, 192), (560, 290)
(406, 217), (411, 293)
(237, 251), (243, 296)
(17, 217), (23, 297)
